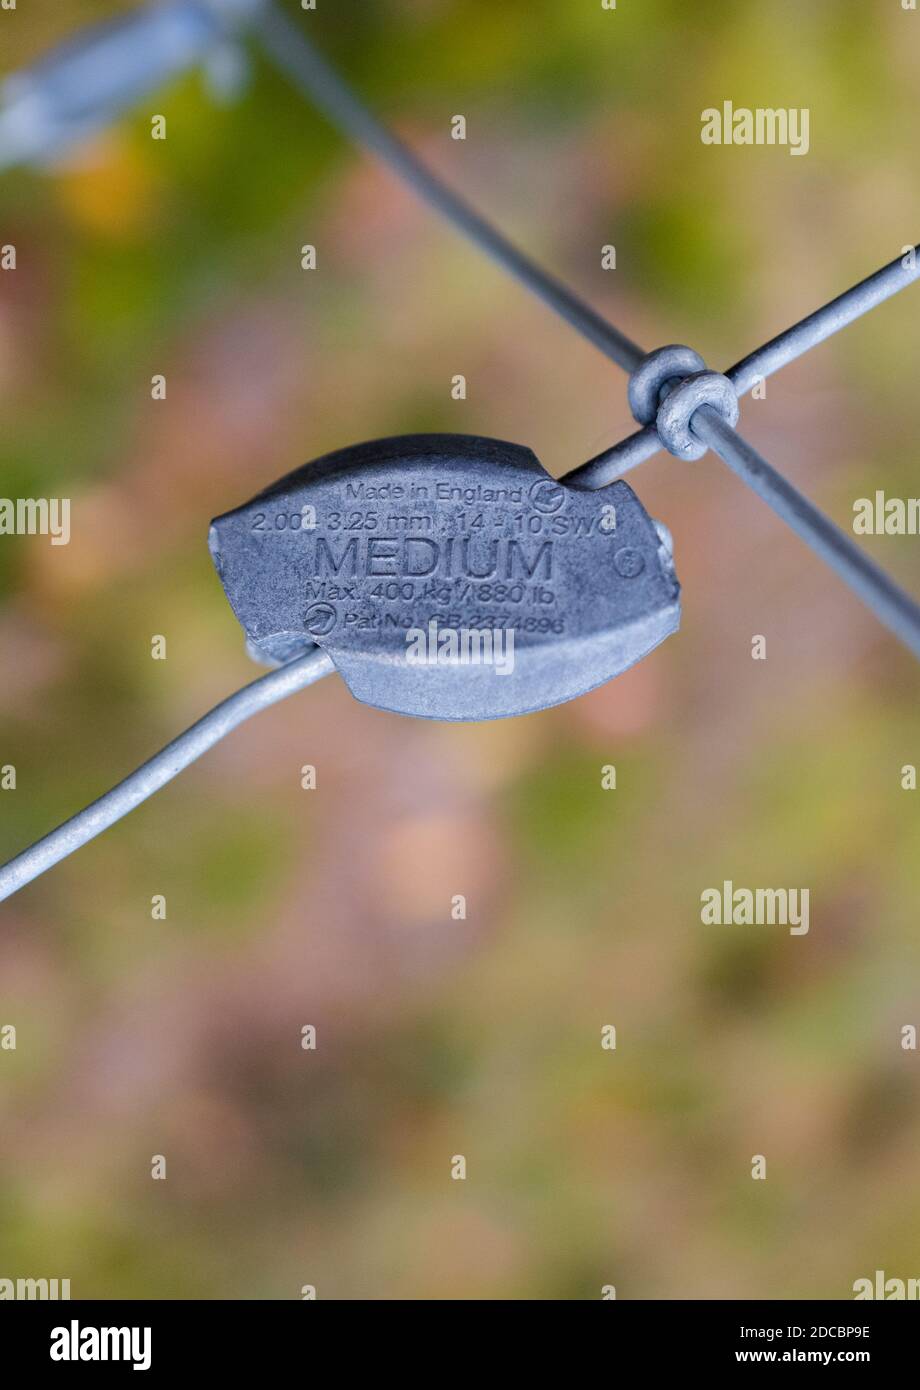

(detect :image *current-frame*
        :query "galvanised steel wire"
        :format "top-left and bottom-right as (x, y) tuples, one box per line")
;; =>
(2, 0), (920, 901)
(0, 649), (334, 903)
(254, 3), (646, 373)
(690, 407), (920, 660)
(256, 3), (920, 657)
(569, 246), (920, 485)
(727, 250), (920, 397)
(0, 0), (262, 170)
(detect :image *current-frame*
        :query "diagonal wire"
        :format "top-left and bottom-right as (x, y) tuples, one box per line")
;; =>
(254, 2), (646, 372)
(3, 0), (920, 905)
(568, 399), (920, 658)
(564, 244), (920, 487)
(0, 648), (334, 903)
(727, 249), (920, 396)
(690, 407), (920, 659)
(257, 4), (920, 659)
(0, 0), (256, 171)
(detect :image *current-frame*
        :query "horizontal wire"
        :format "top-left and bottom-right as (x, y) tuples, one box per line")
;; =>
(691, 407), (920, 659)
(0, 648), (335, 903)
(255, 1), (646, 374)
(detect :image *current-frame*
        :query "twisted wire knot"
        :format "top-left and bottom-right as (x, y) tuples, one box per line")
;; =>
(628, 344), (739, 461)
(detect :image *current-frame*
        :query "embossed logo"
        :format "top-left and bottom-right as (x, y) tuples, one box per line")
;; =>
(528, 479), (566, 515)
(304, 601), (337, 636)
(613, 547), (645, 578)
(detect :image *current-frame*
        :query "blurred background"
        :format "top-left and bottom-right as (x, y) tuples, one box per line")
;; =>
(1, 0), (919, 1300)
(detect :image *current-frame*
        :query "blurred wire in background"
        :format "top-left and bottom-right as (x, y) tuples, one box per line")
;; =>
(1, 0), (919, 1300)
(0, 0), (262, 171)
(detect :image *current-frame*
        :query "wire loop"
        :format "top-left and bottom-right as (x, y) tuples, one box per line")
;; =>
(628, 348), (740, 461)
(655, 369), (740, 461)
(627, 344), (707, 425)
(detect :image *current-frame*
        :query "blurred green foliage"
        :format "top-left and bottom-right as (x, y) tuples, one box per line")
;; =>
(1, 0), (919, 1300)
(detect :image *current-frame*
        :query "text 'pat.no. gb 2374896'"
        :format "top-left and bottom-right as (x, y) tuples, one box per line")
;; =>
(208, 434), (681, 721)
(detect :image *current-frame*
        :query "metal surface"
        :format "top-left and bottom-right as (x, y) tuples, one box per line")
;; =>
(2, 4), (920, 903)
(653, 370), (740, 462)
(627, 345), (708, 427)
(210, 434), (681, 721)
(0, 647), (334, 903)
(257, 5), (920, 660)
(566, 245), (920, 486)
